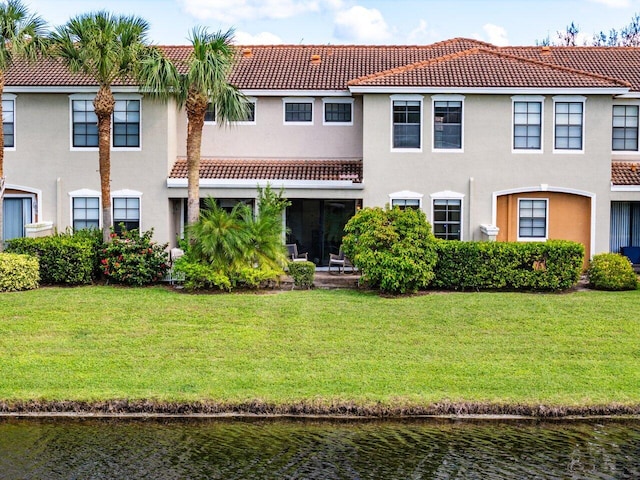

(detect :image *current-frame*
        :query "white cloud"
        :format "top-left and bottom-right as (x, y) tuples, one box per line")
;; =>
(482, 23), (509, 46)
(234, 30), (284, 44)
(178, 0), (342, 23)
(406, 19), (438, 44)
(333, 5), (391, 43)
(588, 0), (631, 7)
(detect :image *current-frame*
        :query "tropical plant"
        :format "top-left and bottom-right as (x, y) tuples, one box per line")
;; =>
(0, 0), (47, 250)
(182, 187), (289, 289)
(50, 11), (164, 244)
(187, 197), (252, 274)
(143, 27), (248, 229)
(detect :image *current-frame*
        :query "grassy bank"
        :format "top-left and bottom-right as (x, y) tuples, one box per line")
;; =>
(1, 286), (639, 414)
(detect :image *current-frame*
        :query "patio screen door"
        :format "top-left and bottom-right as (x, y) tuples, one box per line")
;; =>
(3, 197), (32, 241)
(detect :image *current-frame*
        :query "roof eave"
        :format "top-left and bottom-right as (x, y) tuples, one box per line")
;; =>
(347, 86), (630, 95)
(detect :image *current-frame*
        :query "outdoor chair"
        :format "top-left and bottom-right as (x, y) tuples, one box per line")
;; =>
(286, 243), (308, 261)
(328, 246), (355, 274)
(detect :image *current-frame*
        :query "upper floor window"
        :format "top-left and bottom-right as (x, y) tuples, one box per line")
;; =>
(513, 98), (542, 151)
(113, 100), (140, 148)
(433, 95), (463, 150)
(72, 99), (98, 147)
(553, 96), (585, 152)
(71, 94), (141, 149)
(283, 98), (313, 124)
(3, 95), (15, 149)
(612, 105), (638, 151)
(323, 98), (353, 125)
(205, 103), (216, 123)
(518, 198), (547, 240)
(206, 99), (256, 124)
(392, 99), (421, 149)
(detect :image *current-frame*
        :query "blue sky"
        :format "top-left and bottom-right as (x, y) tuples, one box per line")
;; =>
(24, 0), (640, 46)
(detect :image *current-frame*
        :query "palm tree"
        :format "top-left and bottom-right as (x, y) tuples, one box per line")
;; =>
(144, 27), (247, 229)
(50, 11), (159, 243)
(0, 0), (47, 250)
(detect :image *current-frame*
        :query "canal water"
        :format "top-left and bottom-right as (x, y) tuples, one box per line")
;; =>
(0, 417), (638, 479)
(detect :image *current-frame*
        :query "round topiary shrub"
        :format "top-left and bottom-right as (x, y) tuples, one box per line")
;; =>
(0, 253), (40, 292)
(588, 253), (638, 291)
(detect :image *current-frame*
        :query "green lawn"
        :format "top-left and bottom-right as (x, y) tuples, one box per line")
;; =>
(1, 286), (639, 408)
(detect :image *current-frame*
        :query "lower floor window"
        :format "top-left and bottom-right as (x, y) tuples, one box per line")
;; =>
(433, 199), (461, 240)
(73, 197), (100, 230)
(519, 199), (547, 239)
(391, 198), (420, 210)
(113, 197), (140, 233)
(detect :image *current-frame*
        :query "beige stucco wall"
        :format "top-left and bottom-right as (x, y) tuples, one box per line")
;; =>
(4, 92), (174, 244)
(174, 96), (363, 159)
(361, 93), (613, 255)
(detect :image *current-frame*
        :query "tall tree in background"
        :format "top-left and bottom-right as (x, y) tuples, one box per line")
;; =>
(144, 27), (247, 229)
(0, 0), (47, 250)
(50, 12), (158, 243)
(540, 13), (640, 46)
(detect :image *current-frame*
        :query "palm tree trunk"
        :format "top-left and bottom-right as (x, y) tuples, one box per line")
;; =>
(0, 71), (5, 251)
(185, 90), (208, 228)
(94, 85), (115, 244)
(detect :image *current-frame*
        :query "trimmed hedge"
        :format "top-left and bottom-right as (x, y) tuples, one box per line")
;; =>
(588, 253), (638, 291)
(343, 206), (437, 294)
(288, 261), (315, 289)
(6, 234), (95, 285)
(0, 253), (39, 292)
(432, 240), (584, 291)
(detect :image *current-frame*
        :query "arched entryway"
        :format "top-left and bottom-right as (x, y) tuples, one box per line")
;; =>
(494, 187), (593, 267)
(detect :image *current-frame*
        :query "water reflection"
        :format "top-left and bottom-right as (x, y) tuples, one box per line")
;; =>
(0, 417), (638, 479)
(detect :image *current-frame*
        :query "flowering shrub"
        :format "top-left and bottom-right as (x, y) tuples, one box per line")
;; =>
(100, 227), (169, 286)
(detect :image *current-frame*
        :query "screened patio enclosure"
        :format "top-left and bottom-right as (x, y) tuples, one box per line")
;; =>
(610, 202), (640, 262)
(286, 199), (357, 266)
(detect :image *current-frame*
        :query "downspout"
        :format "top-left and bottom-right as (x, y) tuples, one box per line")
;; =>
(56, 177), (62, 231)
(468, 177), (474, 241)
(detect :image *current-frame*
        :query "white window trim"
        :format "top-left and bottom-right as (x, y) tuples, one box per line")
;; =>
(111, 94), (143, 151)
(517, 197), (549, 242)
(112, 189), (143, 232)
(511, 95), (544, 154)
(611, 101), (640, 154)
(322, 97), (354, 126)
(389, 190), (424, 209)
(390, 94), (424, 153)
(69, 188), (101, 229)
(231, 97), (257, 125)
(204, 101), (216, 125)
(283, 97), (314, 125)
(2, 93), (16, 151)
(69, 93), (142, 152)
(430, 190), (464, 240)
(432, 94), (464, 153)
(552, 95), (586, 154)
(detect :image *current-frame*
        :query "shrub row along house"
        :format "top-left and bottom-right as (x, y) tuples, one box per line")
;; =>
(3, 37), (640, 266)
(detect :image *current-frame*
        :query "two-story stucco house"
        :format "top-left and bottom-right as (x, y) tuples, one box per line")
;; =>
(4, 38), (640, 266)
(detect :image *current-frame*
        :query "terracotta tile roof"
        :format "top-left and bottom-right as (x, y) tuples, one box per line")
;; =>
(612, 161), (640, 185)
(5, 56), (137, 86)
(500, 45), (640, 91)
(4, 39), (640, 92)
(169, 158), (363, 183)
(348, 48), (629, 88)
(4, 37), (489, 89)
